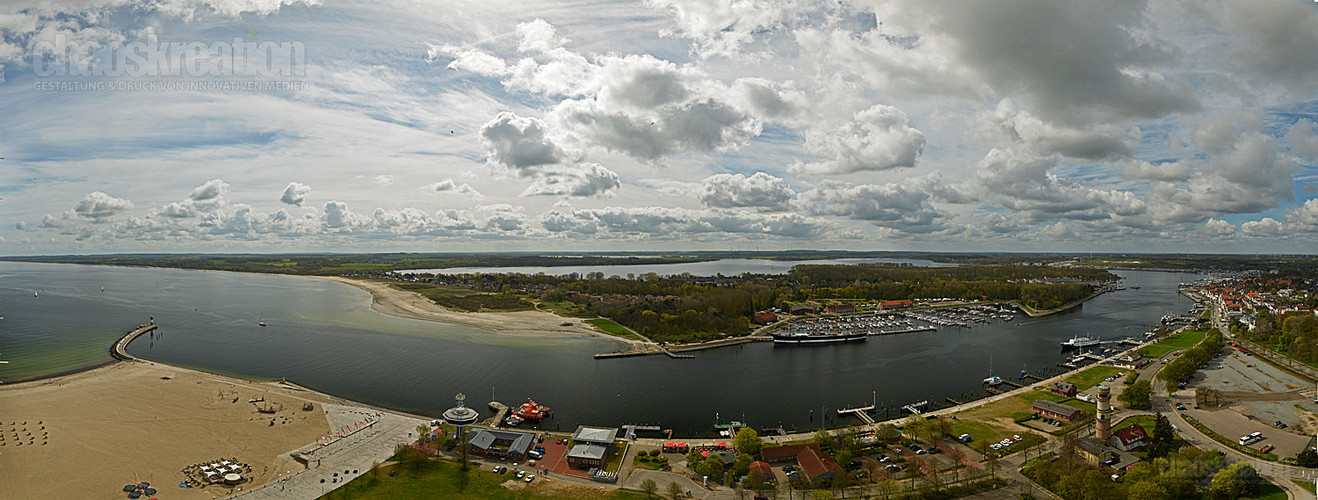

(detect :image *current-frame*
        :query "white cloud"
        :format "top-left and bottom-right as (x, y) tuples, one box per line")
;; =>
(1123, 160), (1192, 182)
(1284, 119), (1318, 159)
(795, 181), (946, 234)
(425, 179), (484, 200)
(1241, 217), (1283, 237)
(992, 101), (1136, 160)
(521, 163), (620, 198)
(372, 175), (394, 185)
(73, 191), (133, 222)
(791, 105), (925, 175)
(1199, 218), (1237, 237)
(698, 172), (794, 211)
(280, 182), (311, 206)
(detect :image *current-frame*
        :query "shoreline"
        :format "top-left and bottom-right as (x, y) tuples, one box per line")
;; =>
(313, 276), (646, 348)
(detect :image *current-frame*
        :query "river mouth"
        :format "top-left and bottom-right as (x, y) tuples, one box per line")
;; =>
(0, 261), (1202, 436)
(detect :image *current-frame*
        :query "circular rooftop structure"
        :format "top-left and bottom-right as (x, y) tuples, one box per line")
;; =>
(442, 393), (479, 426)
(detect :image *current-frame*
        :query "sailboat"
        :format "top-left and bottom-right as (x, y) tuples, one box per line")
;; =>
(258, 311), (267, 327)
(983, 355), (1003, 386)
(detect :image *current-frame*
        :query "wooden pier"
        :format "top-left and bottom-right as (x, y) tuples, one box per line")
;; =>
(901, 401), (929, 415)
(1080, 352), (1105, 361)
(945, 397), (964, 405)
(1119, 338), (1143, 346)
(1058, 362), (1078, 369)
(837, 405), (876, 425)
(621, 424), (663, 440)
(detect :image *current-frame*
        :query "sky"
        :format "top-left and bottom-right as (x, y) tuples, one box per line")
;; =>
(1, 0), (1317, 255)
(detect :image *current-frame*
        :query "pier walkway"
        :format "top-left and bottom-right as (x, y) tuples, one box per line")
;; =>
(110, 323), (158, 361)
(232, 404), (424, 500)
(837, 406), (876, 425)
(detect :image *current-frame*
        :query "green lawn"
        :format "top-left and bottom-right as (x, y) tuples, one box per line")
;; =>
(631, 454), (668, 470)
(1244, 480), (1288, 500)
(946, 419), (1045, 456)
(586, 319), (645, 341)
(1062, 366), (1126, 390)
(1139, 330), (1208, 358)
(320, 459), (648, 500)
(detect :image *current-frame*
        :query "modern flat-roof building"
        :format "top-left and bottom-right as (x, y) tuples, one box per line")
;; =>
(466, 429), (535, 461)
(567, 426), (618, 470)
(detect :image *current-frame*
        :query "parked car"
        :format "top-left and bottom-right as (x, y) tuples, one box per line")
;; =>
(524, 474), (536, 483)
(516, 471), (526, 479)
(959, 433), (972, 443)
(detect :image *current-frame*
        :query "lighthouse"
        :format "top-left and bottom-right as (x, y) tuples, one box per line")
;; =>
(1095, 384), (1112, 443)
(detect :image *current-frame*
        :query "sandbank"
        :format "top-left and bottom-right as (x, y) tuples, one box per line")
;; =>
(0, 361), (338, 500)
(316, 276), (644, 345)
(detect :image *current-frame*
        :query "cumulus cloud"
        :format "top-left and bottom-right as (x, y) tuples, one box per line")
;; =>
(1284, 119), (1318, 159)
(425, 179), (484, 200)
(1281, 199), (1318, 233)
(791, 105), (925, 176)
(1199, 218), (1237, 237)
(1123, 160), (1192, 182)
(1241, 217), (1283, 237)
(480, 112), (570, 169)
(521, 163), (620, 198)
(478, 111), (620, 197)
(74, 191), (133, 221)
(1147, 133), (1299, 226)
(795, 182), (946, 233)
(645, 0), (798, 57)
(281, 182), (311, 206)
(541, 206), (821, 238)
(323, 201), (372, 230)
(698, 172), (794, 211)
(992, 101), (1136, 159)
(974, 148), (1143, 222)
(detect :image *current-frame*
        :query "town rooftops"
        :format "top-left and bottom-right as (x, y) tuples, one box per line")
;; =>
(572, 425), (619, 444)
(1051, 381), (1076, 393)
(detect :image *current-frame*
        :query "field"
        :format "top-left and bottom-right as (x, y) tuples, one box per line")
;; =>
(1139, 330), (1208, 359)
(393, 282), (534, 312)
(586, 318), (646, 341)
(956, 387), (1097, 424)
(321, 459), (647, 500)
(1062, 365), (1126, 390)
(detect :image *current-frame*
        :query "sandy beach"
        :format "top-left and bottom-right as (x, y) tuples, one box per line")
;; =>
(0, 361), (340, 500)
(317, 276), (645, 345)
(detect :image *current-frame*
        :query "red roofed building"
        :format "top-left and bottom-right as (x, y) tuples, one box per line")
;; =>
(1110, 424), (1149, 452)
(748, 461), (775, 483)
(760, 443), (841, 483)
(880, 299), (913, 310)
(795, 445), (841, 481)
(752, 312), (779, 325)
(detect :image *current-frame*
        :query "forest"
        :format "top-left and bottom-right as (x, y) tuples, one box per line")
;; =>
(1239, 311), (1318, 364)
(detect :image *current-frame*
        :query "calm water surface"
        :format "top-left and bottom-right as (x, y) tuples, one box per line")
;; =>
(0, 262), (1201, 435)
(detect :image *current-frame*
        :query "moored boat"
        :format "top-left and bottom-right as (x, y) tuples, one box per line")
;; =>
(1060, 335), (1100, 348)
(770, 332), (867, 344)
(514, 399), (551, 420)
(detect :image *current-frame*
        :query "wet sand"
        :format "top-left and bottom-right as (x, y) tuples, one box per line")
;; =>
(0, 361), (338, 500)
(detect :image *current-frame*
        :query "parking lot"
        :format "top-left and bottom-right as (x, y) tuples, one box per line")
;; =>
(1178, 346), (1318, 459)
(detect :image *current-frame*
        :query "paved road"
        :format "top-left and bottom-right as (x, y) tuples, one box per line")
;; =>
(230, 406), (425, 500)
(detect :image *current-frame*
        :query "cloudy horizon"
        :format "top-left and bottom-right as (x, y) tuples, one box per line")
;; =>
(1, 0), (1316, 255)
